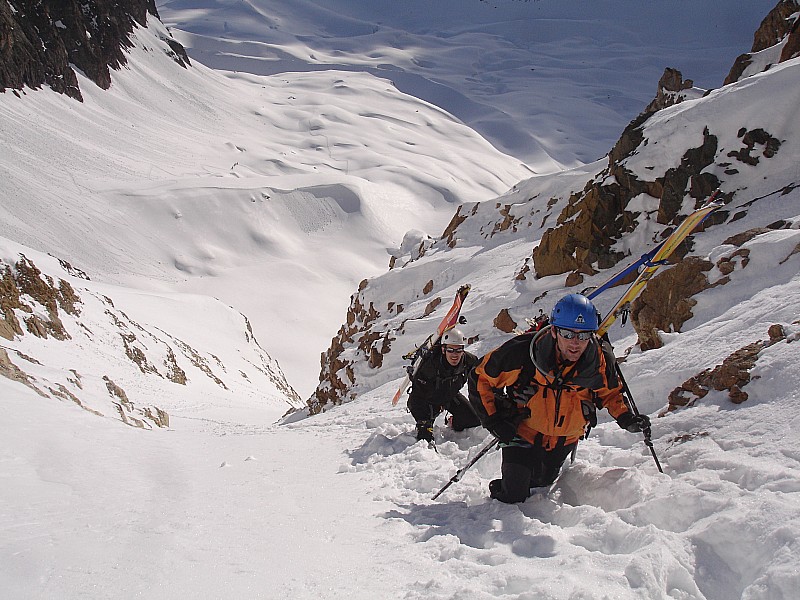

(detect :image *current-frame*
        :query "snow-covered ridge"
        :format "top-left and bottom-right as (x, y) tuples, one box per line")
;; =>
(0, 236), (302, 426)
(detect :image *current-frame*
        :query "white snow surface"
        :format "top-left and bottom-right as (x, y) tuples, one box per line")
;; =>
(2, 1), (800, 599)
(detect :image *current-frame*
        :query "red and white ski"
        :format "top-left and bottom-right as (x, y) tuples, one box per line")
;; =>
(390, 284), (471, 406)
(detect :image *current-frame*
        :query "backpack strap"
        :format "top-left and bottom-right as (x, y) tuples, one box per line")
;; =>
(598, 337), (620, 389)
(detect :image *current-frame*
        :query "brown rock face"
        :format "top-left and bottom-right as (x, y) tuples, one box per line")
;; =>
(532, 64), (729, 284)
(727, 128), (781, 166)
(533, 127), (720, 281)
(668, 342), (762, 407)
(0, 0), (187, 101)
(630, 257), (713, 351)
(643, 67), (694, 115)
(532, 183), (633, 278)
(442, 206), (470, 248)
(1, 255), (82, 341)
(779, 16), (800, 61)
(725, 0), (800, 84)
(610, 67), (694, 165)
(666, 325), (790, 410)
(658, 128), (719, 224)
(493, 309), (517, 333)
(310, 281), (385, 414)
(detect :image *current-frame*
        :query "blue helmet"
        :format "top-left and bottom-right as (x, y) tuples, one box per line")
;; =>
(550, 294), (599, 331)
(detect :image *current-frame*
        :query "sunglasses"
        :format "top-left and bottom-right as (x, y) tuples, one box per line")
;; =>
(444, 347), (465, 354)
(556, 327), (594, 341)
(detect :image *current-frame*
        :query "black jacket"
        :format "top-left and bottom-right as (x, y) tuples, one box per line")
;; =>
(410, 349), (479, 407)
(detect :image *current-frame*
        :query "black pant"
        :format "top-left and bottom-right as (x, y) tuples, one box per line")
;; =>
(492, 442), (576, 503)
(407, 392), (481, 431)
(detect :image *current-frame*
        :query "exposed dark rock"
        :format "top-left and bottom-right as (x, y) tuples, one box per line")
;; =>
(630, 257), (713, 350)
(723, 227), (771, 247)
(311, 284), (384, 413)
(0, 0), (188, 101)
(727, 128), (781, 166)
(442, 206), (470, 247)
(493, 309), (517, 333)
(105, 374), (168, 428)
(532, 182), (633, 278)
(164, 347), (187, 385)
(715, 248), (750, 280)
(1, 255), (82, 341)
(658, 128), (719, 224)
(666, 325), (787, 410)
(751, 1), (800, 52)
(143, 406), (170, 428)
(779, 15), (800, 61)
(609, 67), (694, 166)
(164, 38), (191, 68)
(0, 348), (48, 396)
(609, 112), (649, 166)
(725, 0), (800, 84)
(564, 271), (583, 288)
(643, 67), (694, 114)
(423, 297), (442, 317)
(533, 129), (720, 280)
(532, 65), (727, 283)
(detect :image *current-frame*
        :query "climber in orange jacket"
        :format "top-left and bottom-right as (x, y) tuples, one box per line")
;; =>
(468, 293), (650, 503)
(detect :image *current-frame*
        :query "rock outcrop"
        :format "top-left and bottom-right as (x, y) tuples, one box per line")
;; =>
(532, 122), (722, 282)
(493, 309), (517, 333)
(1, 255), (81, 341)
(630, 220), (797, 349)
(724, 0), (800, 84)
(630, 257), (714, 351)
(666, 324), (791, 410)
(0, 0), (188, 101)
(311, 279), (382, 413)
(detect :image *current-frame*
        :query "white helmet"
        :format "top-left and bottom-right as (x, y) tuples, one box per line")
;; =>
(441, 328), (466, 346)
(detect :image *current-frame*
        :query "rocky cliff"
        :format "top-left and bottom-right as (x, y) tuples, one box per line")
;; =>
(725, 0), (800, 84)
(0, 0), (188, 101)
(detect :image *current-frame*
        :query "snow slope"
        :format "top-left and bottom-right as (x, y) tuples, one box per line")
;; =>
(0, 235), (300, 425)
(4, 328), (799, 598)
(159, 0), (776, 168)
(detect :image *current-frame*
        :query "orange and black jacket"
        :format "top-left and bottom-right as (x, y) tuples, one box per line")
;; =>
(470, 329), (629, 449)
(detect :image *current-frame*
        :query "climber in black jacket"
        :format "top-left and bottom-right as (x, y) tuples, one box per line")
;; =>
(407, 328), (481, 442)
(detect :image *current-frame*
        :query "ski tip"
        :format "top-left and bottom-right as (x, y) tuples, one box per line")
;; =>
(707, 188), (726, 206)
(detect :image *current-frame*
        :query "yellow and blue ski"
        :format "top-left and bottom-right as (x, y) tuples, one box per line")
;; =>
(596, 190), (724, 336)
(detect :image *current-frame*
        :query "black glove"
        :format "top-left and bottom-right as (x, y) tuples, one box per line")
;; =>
(483, 404), (530, 442)
(617, 412), (651, 433)
(486, 417), (518, 443)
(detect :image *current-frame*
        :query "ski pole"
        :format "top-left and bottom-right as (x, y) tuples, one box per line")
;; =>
(615, 363), (664, 473)
(431, 437), (499, 500)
